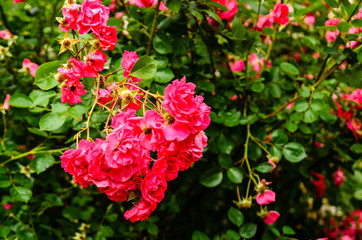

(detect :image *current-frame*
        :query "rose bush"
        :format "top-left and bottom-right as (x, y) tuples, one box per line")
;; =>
(0, 0), (362, 239)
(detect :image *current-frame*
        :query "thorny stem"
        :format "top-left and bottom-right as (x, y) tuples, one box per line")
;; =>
(105, 68), (124, 79)
(86, 75), (101, 140)
(146, 0), (161, 56)
(75, 44), (89, 58)
(250, 135), (271, 156)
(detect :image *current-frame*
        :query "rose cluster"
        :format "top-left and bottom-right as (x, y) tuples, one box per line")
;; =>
(56, 0), (117, 106)
(61, 76), (211, 222)
(334, 89), (362, 141)
(324, 210), (362, 240)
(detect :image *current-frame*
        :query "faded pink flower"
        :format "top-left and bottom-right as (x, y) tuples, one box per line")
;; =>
(4, 94), (10, 110)
(257, 15), (273, 32)
(14, 0), (26, 3)
(325, 19), (341, 42)
(334, 168), (345, 187)
(347, 118), (362, 141)
(305, 12), (315, 26)
(3, 203), (12, 210)
(263, 210), (280, 225)
(256, 190), (276, 205)
(23, 59), (39, 78)
(230, 60), (245, 72)
(129, 0), (168, 10)
(0, 29), (13, 40)
(210, 0), (238, 25)
(272, 3), (289, 25)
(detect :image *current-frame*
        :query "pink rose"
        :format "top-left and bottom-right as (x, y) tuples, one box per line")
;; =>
(124, 199), (157, 222)
(77, 0), (110, 35)
(23, 59), (39, 78)
(334, 168), (345, 187)
(3, 203), (12, 210)
(141, 172), (167, 203)
(122, 51), (142, 82)
(0, 29), (13, 40)
(92, 25), (118, 51)
(61, 4), (81, 32)
(230, 59), (245, 72)
(263, 211), (280, 225)
(211, 0), (238, 24)
(61, 81), (87, 106)
(84, 50), (107, 78)
(4, 94), (10, 110)
(162, 77), (211, 137)
(272, 3), (289, 25)
(13, 0), (26, 3)
(60, 139), (94, 187)
(256, 190), (276, 205)
(129, 0), (168, 10)
(257, 15), (273, 32)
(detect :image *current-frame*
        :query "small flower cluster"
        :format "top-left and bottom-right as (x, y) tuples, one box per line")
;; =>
(61, 77), (211, 222)
(208, 0), (238, 27)
(325, 9), (362, 48)
(334, 89), (362, 141)
(324, 210), (362, 240)
(56, 0), (117, 106)
(256, 3), (290, 31)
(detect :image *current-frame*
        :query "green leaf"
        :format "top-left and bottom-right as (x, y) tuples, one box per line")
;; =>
(231, 21), (246, 39)
(251, 83), (265, 93)
(352, 19), (362, 28)
(39, 112), (66, 131)
(255, 162), (274, 173)
(107, 17), (122, 26)
(0, 170), (11, 188)
(192, 231), (210, 240)
(218, 154), (232, 169)
(10, 187), (32, 203)
(219, 110), (241, 127)
(32, 155), (54, 174)
(285, 121), (298, 133)
(0, 226), (11, 237)
(304, 109), (318, 123)
(200, 169), (223, 188)
(147, 224), (159, 236)
(324, 0), (339, 8)
(154, 68), (174, 83)
(204, 10), (223, 26)
(337, 21), (350, 33)
(240, 223), (257, 239)
(269, 83), (281, 98)
(27, 127), (48, 137)
(130, 56), (157, 79)
(280, 62), (300, 76)
(294, 100), (309, 112)
(226, 230), (240, 240)
(283, 142), (307, 163)
(8, 94), (32, 108)
(29, 90), (56, 107)
(271, 129), (289, 146)
(354, 189), (362, 200)
(152, 33), (172, 55)
(269, 146), (282, 161)
(165, 0), (181, 13)
(351, 144), (362, 153)
(227, 167), (243, 184)
(218, 134), (234, 154)
(283, 226), (296, 235)
(228, 207), (244, 227)
(35, 61), (63, 90)
(311, 99), (325, 111)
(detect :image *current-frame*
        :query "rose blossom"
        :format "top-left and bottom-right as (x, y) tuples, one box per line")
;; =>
(272, 3), (289, 25)
(92, 25), (118, 51)
(124, 199), (157, 222)
(0, 29), (13, 40)
(22, 59), (39, 78)
(141, 172), (167, 203)
(334, 168), (345, 187)
(263, 210), (280, 225)
(256, 190), (276, 205)
(129, 0), (168, 10)
(77, 0), (110, 35)
(61, 81), (87, 106)
(3, 94), (10, 110)
(84, 50), (107, 78)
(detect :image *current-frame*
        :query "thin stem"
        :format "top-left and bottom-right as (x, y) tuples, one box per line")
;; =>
(146, 1), (161, 56)
(254, 0), (262, 31)
(250, 136), (271, 156)
(1, 113), (7, 151)
(104, 68), (124, 79)
(86, 75), (101, 140)
(260, 25), (277, 74)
